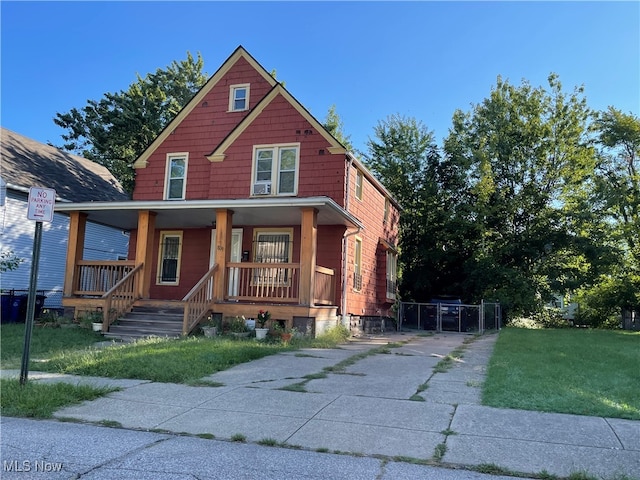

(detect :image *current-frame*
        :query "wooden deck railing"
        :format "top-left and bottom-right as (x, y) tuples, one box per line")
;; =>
(314, 266), (335, 305)
(226, 262), (300, 303)
(102, 263), (143, 330)
(74, 260), (136, 296)
(182, 264), (218, 335)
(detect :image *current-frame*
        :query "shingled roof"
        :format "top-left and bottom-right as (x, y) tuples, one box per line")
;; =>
(1, 127), (130, 202)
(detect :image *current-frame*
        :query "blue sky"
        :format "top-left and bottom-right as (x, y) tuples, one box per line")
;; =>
(2, 1), (639, 155)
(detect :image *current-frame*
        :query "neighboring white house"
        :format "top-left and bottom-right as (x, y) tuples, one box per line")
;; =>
(1, 127), (130, 314)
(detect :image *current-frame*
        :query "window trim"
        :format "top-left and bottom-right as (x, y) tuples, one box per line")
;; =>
(229, 83), (250, 112)
(355, 170), (363, 201)
(353, 236), (363, 292)
(251, 143), (300, 197)
(156, 231), (183, 285)
(164, 153), (188, 200)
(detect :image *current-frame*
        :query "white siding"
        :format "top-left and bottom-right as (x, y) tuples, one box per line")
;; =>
(1, 192), (128, 308)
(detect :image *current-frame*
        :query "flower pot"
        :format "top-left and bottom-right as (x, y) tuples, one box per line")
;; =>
(255, 327), (268, 340)
(92, 322), (102, 332)
(280, 332), (293, 343)
(230, 331), (250, 338)
(202, 326), (218, 338)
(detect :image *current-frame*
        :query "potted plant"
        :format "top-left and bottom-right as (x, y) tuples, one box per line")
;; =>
(273, 323), (296, 343)
(255, 310), (270, 340)
(201, 316), (218, 338)
(228, 316), (250, 338)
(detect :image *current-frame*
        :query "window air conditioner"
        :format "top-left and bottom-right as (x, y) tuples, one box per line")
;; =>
(253, 183), (271, 195)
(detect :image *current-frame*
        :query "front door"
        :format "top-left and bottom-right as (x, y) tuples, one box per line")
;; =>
(210, 228), (243, 297)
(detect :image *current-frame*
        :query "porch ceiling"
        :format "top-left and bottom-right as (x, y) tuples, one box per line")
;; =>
(54, 196), (364, 231)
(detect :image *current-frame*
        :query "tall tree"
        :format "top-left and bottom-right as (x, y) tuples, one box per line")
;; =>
(575, 108), (640, 324)
(443, 74), (601, 316)
(54, 52), (208, 192)
(365, 114), (450, 301)
(323, 104), (353, 151)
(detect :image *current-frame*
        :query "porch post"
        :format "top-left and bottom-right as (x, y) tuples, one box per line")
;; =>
(135, 210), (156, 299)
(300, 207), (318, 306)
(63, 211), (87, 296)
(213, 209), (233, 301)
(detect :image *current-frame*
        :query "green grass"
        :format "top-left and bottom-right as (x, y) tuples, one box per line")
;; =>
(1, 323), (351, 384)
(1, 323), (103, 368)
(0, 378), (118, 418)
(483, 328), (640, 419)
(35, 336), (293, 383)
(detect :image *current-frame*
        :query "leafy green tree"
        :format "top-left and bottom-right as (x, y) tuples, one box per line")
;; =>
(323, 105), (353, 151)
(365, 114), (451, 301)
(54, 52), (208, 192)
(0, 251), (23, 272)
(443, 74), (601, 317)
(575, 108), (640, 325)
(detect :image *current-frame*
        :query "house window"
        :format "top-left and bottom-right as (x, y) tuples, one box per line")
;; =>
(157, 231), (182, 284)
(354, 237), (362, 291)
(252, 144), (299, 196)
(165, 154), (187, 200)
(355, 170), (363, 200)
(386, 250), (397, 299)
(229, 84), (250, 111)
(253, 228), (293, 285)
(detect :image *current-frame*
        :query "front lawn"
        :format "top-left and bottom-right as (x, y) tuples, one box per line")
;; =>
(1, 323), (103, 368)
(483, 328), (640, 419)
(37, 335), (293, 383)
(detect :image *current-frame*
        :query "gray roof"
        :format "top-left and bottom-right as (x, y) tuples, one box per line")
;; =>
(1, 127), (130, 202)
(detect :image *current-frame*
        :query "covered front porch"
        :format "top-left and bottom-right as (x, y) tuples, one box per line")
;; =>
(56, 197), (362, 337)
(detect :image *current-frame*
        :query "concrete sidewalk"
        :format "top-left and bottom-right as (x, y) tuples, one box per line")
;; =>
(2, 332), (639, 479)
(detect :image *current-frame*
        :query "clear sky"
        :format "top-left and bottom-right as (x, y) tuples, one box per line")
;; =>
(2, 1), (639, 156)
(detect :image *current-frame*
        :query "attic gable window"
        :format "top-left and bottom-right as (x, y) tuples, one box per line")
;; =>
(165, 153), (188, 200)
(229, 84), (250, 112)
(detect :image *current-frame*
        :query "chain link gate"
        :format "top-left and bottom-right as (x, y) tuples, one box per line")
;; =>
(398, 301), (501, 333)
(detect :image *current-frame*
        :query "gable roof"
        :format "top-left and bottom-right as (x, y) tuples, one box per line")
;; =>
(1, 127), (130, 203)
(133, 46), (279, 169)
(206, 83), (345, 162)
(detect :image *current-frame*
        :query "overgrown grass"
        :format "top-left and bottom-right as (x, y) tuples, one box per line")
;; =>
(2, 324), (352, 384)
(0, 378), (117, 418)
(35, 336), (293, 383)
(1, 323), (103, 368)
(483, 328), (640, 419)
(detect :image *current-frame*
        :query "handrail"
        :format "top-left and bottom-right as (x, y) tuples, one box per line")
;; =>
(182, 264), (218, 335)
(101, 263), (143, 331)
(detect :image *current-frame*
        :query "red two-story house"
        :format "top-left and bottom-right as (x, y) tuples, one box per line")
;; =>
(56, 46), (400, 337)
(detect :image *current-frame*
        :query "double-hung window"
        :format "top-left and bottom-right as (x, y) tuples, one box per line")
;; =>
(353, 237), (363, 291)
(253, 144), (299, 196)
(157, 231), (182, 284)
(355, 170), (363, 200)
(386, 250), (397, 299)
(229, 84), (250, 111)
(165, 153), (187, 200)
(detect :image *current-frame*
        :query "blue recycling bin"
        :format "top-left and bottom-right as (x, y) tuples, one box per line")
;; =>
(2, 294), (47, 323)
(1, 293), (14, 323)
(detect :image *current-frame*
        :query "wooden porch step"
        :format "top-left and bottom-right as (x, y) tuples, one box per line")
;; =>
(104, 305), (184, 341)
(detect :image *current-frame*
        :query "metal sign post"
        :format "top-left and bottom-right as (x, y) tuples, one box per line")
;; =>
(19, 187), (55, 386)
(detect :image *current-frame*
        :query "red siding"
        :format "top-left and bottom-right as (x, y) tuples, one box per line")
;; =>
(128, 49), (399, 318)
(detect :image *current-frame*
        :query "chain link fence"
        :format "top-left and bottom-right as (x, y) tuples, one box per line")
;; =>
(398, 301), (501, 333)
